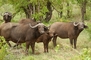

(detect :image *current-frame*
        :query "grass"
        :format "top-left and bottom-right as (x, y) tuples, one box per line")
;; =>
(2, 28), (91, 60)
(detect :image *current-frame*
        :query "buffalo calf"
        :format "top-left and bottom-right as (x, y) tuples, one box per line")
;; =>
(36, 31), (53, 53)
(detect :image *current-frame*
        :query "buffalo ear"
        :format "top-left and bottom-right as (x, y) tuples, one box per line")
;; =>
(84, 25), (88, 28)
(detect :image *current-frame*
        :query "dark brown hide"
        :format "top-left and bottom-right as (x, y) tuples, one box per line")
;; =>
(0, 20), (47, 54)
(49, 22), (88, 49)
(36, 31), (52, 53)
(19, 19), (35, 25)
(0, 22), (19, 47)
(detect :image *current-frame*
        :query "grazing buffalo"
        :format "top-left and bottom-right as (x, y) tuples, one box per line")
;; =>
(3, 12), (12, 23)
(0, 19), (47, 54)
(49, 22), (88, 49)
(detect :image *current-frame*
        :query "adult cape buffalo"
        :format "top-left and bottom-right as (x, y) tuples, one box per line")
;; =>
(0, 12), (12, 48)
(49, 22), (88, 49)
(0, 19), (48, 54)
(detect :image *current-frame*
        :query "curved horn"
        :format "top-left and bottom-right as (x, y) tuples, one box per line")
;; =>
(3, 12), (12, 16)
(29, 23), (38, 28)
(29, 23), (44, 28)
(73, 22), (78, 26)
(8, 13), (12, 16)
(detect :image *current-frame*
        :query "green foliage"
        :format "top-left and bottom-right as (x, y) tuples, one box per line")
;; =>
(84, 7), (91, 21)
(0, 36), (8, 60)
(54, 44), (60, 53)
(32, 6), (48, 21)
(85, 22), (91, 40)
(71, 48), (91, 60)
(80, 48), (91, 60)
(76, 0), (83, 4)
(0, 48), (7, 60)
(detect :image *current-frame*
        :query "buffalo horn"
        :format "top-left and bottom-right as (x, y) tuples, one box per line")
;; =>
(3, 12), (12, 16)
(29, 23), (44, 28)
(73, 22), (78, 26)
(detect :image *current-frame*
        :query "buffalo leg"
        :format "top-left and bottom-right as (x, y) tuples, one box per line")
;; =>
(26, 42), (30, 54)
(46, 42), (49, 52)
(44, 43), (47, 53)
(53, 36), (57, 47)
(30, 42), (35, 54)
(74, 38), (77, 49)
(69, 38), (73, 48)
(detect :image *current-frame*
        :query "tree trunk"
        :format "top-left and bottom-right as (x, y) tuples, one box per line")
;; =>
(59, 11), (63, 18)
(21, 3), (33, 19)
(67, 2), (70, 18)
(81, 0), (87, 22)
(21, 6), (30, 18)
(59, 4), (63, 18)
(45, 0), (52, 22)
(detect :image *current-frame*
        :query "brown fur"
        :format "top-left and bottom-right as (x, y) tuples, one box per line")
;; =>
(36, 31), (52, 53)
(0, 19), (47, 54)
(49, 22), (88, 49)
(19, 19), (35, 25)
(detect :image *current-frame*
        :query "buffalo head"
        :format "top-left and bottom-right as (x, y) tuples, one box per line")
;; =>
(73, 22), (88, 30)
(3, 12), (12, 23)
(29, 23), (47, 34)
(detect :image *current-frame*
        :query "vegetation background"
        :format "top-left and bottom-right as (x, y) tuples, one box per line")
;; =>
(0, 0), (91, 60)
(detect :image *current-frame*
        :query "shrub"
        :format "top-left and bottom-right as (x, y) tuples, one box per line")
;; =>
(54, 44), (60, 53)
(71, 48), (91, 60)
(85, 22), (91, 40)
(80, 48), (91, 60)
(0, 36), (8, 60)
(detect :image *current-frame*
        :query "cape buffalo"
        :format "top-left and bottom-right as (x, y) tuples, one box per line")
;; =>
(49, 22), (88, 49)
(0, 12), (12, 48)
(0, 19), (47, 54)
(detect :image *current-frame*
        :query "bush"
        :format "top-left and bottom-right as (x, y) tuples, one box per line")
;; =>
(80, 48), (91, 60)
(71, 48), (91, 60)
(85, 22), (91, 40)
(0, 36), (8, 60)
